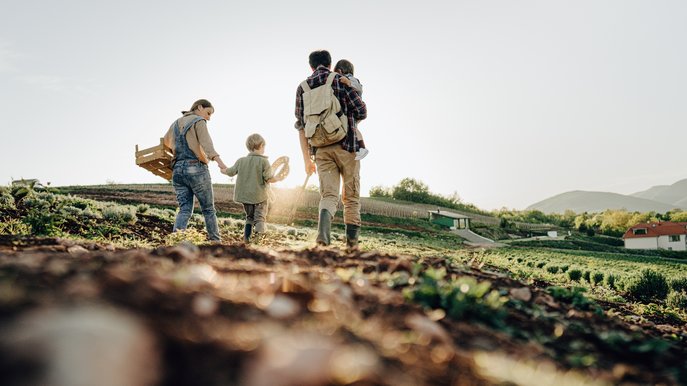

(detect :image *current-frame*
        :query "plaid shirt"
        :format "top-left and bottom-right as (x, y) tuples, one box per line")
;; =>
(295, 65), (367, 152)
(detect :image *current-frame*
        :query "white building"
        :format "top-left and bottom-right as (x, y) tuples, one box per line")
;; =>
(622, 221), (687, 251)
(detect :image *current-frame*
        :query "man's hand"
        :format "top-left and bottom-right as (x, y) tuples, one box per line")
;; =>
(305, 159), (316, 176)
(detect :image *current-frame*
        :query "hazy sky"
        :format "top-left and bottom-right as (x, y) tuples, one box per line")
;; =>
(2, 0), (686, 210)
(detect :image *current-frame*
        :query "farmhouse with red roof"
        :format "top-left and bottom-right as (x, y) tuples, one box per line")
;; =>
(622, 221), (687, 251)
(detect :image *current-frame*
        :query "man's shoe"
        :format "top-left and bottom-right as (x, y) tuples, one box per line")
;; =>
(345, 224), (360, 250)
(316, 209), (333, 246)
(355, 148), (369, 161)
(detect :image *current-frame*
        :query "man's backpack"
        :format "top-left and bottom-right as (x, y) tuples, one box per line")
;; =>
(301, 72), (348, 147)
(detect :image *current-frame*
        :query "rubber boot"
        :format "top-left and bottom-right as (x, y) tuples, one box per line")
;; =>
(345, 224), (360, 250)
(243, 223), (253, 243)
(316, 209), (332, 246)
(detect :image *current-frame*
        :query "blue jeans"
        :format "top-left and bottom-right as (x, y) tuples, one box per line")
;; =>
(172, 161), (220, 241)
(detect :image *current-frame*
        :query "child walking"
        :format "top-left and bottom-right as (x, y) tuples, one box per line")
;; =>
(221, 133), (275, 242)
(334, 59), (368, 160)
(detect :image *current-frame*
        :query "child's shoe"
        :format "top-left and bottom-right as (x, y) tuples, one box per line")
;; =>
(355, 148), (369, 161)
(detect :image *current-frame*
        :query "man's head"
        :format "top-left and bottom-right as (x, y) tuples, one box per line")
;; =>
(334, 59), (354, 76)
(309, 50), (331, 70)
(246, 133), (266, 153)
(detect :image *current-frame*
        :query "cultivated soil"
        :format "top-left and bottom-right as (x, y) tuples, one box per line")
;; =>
(1, 234), (686, 386)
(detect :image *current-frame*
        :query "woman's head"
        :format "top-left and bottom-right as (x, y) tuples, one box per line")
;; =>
(183, 99), (214, 120)
(246, 133), (265, 153)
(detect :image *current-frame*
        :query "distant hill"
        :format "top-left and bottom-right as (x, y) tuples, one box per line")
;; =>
(526, 190), (679, 214)
(631, 178), (687, 206)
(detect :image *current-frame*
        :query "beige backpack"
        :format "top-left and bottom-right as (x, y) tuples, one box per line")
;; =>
(301, 72), (348, 147)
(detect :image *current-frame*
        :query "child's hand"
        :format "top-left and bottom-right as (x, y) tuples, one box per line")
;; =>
(339, 76), (351, 87)
(220, 167), (227, 174)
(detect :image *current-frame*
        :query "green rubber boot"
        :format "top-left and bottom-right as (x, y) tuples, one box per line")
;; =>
(243, 223), (253, 243)
(345, 224), (360, 250)
(316, 209), (333, 246)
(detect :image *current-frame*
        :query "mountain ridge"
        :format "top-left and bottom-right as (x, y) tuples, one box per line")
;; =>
(527, 178), (687, 214)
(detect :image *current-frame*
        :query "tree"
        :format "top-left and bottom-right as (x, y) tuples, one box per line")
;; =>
(392, 178), (430, 202)
(669, 211), (687, 222)
(369, 185), (391, 198)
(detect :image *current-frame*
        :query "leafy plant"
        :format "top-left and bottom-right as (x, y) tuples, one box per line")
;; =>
(666, 291), (687, 311)
(102, 205), (137, 225)
(669, 276), (687, 293)
(0, 218), (31, 235)
(405, 268), (507, 327)
(592, 272), (604, 286)
(164, 228), (208, 245)
(547, 286), (602, 314)
(625, 269), (669, 302)
(567, 268), (582, 282)
(545, 264), (559, 274)
(0, 189), (15, 210)
(604, 273), (618, 290)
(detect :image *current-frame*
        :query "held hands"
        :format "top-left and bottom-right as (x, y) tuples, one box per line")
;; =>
(214, 156), (228, 171)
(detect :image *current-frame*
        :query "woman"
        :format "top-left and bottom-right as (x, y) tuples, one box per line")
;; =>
(163, 99), (227, 242)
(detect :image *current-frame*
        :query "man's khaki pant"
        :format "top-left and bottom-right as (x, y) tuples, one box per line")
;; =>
(315, 144), (361, 226)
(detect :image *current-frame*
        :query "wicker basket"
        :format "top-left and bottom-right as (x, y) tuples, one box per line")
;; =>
(135, 138), (174, 181)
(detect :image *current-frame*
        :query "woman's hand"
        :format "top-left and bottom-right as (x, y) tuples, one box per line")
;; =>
(214, 156), (228, 170)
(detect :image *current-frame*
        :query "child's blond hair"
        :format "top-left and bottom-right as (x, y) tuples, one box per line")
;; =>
(246, 133), (265, 151)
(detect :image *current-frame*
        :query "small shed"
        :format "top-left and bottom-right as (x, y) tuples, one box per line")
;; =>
(428, 210), (471, 230)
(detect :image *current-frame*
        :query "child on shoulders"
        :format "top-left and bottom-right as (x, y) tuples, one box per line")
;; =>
(334, 59), (369, 161)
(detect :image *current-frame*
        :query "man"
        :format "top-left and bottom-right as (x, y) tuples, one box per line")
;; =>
(295, 50), (367, 247)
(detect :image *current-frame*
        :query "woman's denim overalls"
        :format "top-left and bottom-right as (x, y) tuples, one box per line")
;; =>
(171, 116), (220, 241)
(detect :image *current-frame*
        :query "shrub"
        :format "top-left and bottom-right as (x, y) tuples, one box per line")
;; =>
(560, 265), (569, 273)
(545, 265), (559, 274)
(625, 269), (669, 302)
(669, 277), (687, 293)
(536, 261), (546, 268)
(666, 291), (687, 310)
(0, 190), (15, 210)
(568, 268), (582, 282)
(583, 270), (591, 283)
(605, 274), (618, 290)
(369, 185), (392, 198)
(592, 272), (604, 286)
(136, 204), (150, 214)
(0, 218), (31, 235)
(102, 205), (137, 225)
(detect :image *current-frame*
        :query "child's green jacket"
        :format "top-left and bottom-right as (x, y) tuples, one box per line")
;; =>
(222, 152), (274, 204)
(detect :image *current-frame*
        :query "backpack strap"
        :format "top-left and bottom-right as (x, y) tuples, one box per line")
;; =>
(325, 72), (337, 87)
(300, 80), (311, 92)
